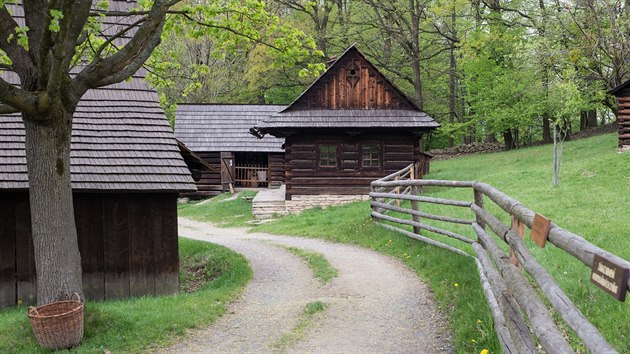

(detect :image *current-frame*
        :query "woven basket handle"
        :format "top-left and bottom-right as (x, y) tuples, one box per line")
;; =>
(71, 292), (82, 302)
(28, 306), (39, 316)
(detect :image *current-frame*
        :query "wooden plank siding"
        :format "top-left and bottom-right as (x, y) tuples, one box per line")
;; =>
(0, 192), (179, 308)
(191, 152), (222, 196)
(285, 131), (420, 199)
(292, 54), (416, 111)
(268, 153), (285, 188)
(617, 96), (630, 147)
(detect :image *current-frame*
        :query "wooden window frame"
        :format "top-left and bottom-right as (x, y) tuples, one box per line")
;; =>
(361, 144), (381, 169)
(318, 144), (338, 168)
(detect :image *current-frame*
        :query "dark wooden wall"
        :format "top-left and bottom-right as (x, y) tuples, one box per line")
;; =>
(617, 94), (630, 147)
(292, 52), (415, 111)
(0, 192), (179, 308)
(268, 153), (285, 188)
(191, 152), (222, 197)
(284, 130), (420, 199)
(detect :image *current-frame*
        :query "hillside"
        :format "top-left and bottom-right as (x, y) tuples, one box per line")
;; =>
(424, 132), (630, 352)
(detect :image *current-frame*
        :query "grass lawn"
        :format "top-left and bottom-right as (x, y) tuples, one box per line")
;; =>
(178, 191), (258, 227)
(0, 238), (251, 353)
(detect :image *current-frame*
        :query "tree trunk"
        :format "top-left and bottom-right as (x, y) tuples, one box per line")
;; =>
(23, 107), (83, 305)
(448, 7), (458, 148)
(410, 0), (424, 110)
(503, 130), (515, 150)
(586, 109), (597, 128)
(542, 115), (552, 143)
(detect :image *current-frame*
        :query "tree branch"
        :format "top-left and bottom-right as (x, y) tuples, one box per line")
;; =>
(22, 0), (49, 70)
(73, 2), (171, 92)
(0, 5), (37, 78)
(0, 103), (20, 114)
(0, 76), (45, 115)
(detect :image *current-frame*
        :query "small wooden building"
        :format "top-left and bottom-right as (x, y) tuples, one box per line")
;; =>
(175, 104), (285, 197)
(0, 74), (196, 309)
(251, 45), (439, 200)
(610, 79), (630, 149)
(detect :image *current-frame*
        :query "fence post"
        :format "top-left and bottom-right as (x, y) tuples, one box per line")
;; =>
(395, 176), (401, 207)
(411, 186), (420, 235)
(474, 188), (485, 229)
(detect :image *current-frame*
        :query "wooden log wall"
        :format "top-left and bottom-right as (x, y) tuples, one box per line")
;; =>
(617, 95), (630, 147)
(0, 192), (179, 308)
(368, 174), (628, 353)
(285, 131), (420, 199)
(292, 51), (415, 110)
(268, 153), (285, 188)
(191, 151), (222, 197)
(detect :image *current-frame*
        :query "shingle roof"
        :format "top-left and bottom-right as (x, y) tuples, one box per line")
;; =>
(255, 109), (438, 129)
(0, 74), (196, 191)
(175, 104), (284, 152)
(253, 45), (439, 135)
(1, 1), (195, 192)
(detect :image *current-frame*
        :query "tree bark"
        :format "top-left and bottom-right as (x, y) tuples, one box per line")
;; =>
(503, 130), (515, 150)
(542, 114), (552, 143)
(448, 7), (458, 148)
(410, 0), (423, 109)
(23, 107), (83, 305)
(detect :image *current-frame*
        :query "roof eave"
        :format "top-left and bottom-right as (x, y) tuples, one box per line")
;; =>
(609, 78), (630, 95)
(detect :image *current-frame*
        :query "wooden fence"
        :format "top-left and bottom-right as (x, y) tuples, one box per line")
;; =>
(235, 164), (268, 188)
(370, 163), (629, 354)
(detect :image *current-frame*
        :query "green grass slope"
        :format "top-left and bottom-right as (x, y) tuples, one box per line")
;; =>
(423, 132), (630, 352)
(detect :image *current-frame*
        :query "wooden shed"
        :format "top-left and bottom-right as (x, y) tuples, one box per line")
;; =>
(175, 104), (285, 197)
(0, 73), (196, 309)
(610, 79), (630, 149)
(251, 45), (439, 200)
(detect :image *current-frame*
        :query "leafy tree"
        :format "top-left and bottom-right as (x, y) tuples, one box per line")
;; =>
(0, 0), (318, 305)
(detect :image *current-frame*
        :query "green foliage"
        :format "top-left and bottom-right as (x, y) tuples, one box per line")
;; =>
(147, 0), (324, 107)
(0, 238), (252, 353)
(48, 10), (63, 33)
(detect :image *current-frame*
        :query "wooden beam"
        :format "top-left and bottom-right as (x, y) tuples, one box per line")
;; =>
(473, 244), (537, 354)
(473, 224), (574, 354)
(372, 211), (474, 244)
(376, 222), (470, 258)
(472, 205), (618, 353)
(369, 192), (472, 208)
(371, 201), (474, 225)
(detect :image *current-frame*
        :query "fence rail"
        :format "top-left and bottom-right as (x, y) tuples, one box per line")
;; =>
(370, 163), (628, 354)
(235, 164), (268, 188)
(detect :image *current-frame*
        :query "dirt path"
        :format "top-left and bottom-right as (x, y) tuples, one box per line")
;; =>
(161, 218), (453, 353)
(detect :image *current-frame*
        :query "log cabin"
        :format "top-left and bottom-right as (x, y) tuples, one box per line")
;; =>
(610, 79), (630, 149)
(175, 104), (285, 197)
(0, 1), (196, 308)
(0, 72), (196, 309)
(251, 45), (439, 202)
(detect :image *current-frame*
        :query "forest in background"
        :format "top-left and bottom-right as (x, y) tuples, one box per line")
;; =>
(147, 0), (630, 150)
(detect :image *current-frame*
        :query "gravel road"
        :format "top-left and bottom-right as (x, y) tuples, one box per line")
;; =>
(160, 218), (454, 353)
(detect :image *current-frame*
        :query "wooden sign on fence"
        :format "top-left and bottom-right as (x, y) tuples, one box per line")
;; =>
(531, 213), (551, 248)
(590, 254), (630, 302)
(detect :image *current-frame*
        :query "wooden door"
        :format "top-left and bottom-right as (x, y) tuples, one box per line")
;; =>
(220, 152), (235, 191)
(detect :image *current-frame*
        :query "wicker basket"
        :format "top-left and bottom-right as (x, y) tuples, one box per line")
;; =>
(28, 293), (84, 350)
